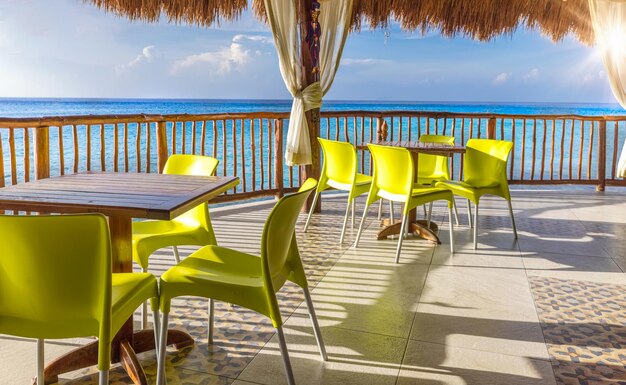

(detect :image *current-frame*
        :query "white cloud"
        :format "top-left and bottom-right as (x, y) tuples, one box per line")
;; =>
(523, 68), (539, 81)
(342, 58), (393, 66)
(171, 35), (271, 75)
(582, 69), (607, 85)
(232, 34), (273, 44)
(493, 72), (512, 85)
(116, 45), (155, 74)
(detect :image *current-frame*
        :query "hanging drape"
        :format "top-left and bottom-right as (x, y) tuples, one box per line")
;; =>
(264, 0), (354, 166)
(589, 0), (626, 178)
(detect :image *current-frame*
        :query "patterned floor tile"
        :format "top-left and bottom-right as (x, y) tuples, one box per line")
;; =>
(529, 276), (626, 384)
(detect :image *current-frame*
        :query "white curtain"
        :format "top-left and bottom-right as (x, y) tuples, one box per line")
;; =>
(589, 0), (626, 177)
(264, 0), (354, 166)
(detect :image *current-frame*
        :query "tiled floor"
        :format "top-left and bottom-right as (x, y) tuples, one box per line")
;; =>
(1, 187), (626, 384)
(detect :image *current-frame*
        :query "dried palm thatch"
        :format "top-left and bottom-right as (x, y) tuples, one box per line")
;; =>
(86, 0), (595, 45)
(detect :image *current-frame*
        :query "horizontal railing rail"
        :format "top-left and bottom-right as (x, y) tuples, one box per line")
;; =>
(0, 110), (623, 205)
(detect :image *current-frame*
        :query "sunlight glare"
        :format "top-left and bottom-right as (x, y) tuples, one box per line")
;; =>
(603, 23), (626, 58)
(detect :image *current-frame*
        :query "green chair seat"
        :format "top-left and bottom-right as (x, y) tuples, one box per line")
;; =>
(111, 273), (159, 335)
(132, 219), (215, 268)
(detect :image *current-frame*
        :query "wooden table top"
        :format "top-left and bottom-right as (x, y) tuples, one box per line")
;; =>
(0, 172), (240, 220)
(357, 141), (466, 155)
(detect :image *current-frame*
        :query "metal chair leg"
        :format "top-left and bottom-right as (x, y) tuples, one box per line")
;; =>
(172, 246), (180, 264)
(377, 199), (383, 220)
(354, 203), (370, 248)
(153, 308), (161, 360)
(351, 200), (356, 228)
(37, 339), (44, 385)
(389, 201), (394, 224)
(427, 202), (433, 228)
(276, 327), (296, 385)
(303, 191), (320, 232)
(207, 299), (214, 344)
(141, 268), (148, 330)
(448, 207), (455, 254)
(303, 288), (327, 361)
(339, 199), (351, 244)
(467, 199), (473, 228)
(452, 199), (460, 226)
(98, 370), (109, 385)
(507, 199), (518, 239)
(473, 202), (479, 250)
(395, 213), (409, 264)
(156, 311), (170, 385)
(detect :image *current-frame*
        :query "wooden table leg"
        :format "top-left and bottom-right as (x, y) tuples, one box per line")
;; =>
(40, 216), (194, 385)
(376, 207), (442, 244)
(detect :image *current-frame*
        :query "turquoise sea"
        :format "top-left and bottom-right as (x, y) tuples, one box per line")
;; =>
(0, 98), (624, 189)
(0, 98), (625, 118)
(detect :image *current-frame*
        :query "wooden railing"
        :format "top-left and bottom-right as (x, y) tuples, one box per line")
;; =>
(0, 111), (624, 203)
(320, 111), (626, 191)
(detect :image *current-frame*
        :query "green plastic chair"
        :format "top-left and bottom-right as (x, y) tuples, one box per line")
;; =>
(304, 138), (372, 244)
(156, 179), (327, 385)
(355, 144), (455, 263)
(417, 134), (460, 225)
(0, 214), (159, 385)
(132, 154), (218, 328)
(436, 138), (518, 249)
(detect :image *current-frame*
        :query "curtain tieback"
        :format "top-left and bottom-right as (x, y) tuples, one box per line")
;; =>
(295, 81), (323, 112)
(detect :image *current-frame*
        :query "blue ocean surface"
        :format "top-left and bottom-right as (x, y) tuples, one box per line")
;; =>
(0, 97), (625, 117)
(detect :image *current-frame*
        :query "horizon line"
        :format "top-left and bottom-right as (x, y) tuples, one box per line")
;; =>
(0, 97), (620, 106)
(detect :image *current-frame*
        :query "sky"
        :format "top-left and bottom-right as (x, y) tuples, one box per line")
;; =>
(0, 0), (618, 103)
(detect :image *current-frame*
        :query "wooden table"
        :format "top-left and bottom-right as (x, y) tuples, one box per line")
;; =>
(0, 172), (239, 385)
(358, 140), (466, 244)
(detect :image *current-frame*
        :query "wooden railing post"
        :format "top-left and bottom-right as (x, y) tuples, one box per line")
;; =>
(597, 120), (607, 191)
(274, 119), (284, 199)
(156, 120), (168, 173)
(376, 117), (389, 141)
(34, 126), (50, 180)
(487, 117), (496, 139)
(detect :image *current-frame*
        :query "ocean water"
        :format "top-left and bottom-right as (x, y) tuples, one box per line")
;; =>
(1, 98), (625, 118)
(0, 98), (624, 189)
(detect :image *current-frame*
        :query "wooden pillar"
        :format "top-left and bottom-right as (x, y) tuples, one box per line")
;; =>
(376, 118), (389, 141)
(299, 0), (321, 212)
(274, 119), (285, 198)
(34, 126), (50, 180)
(597, 120), (607, 192)
(156, 120), (168, 173)
(487, 117), (496, 139)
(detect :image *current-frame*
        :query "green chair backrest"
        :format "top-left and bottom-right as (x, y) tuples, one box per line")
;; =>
(368, 144), (414, 197)
(318, 138), (357, 185)
(0, 214), (111, 342)
(163, 154), (219, 226)
(464, 139), (513, 188)
(418, 134), (454, 183)
(261, 178), (317, 292)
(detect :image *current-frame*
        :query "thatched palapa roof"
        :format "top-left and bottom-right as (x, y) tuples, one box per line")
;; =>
(86, 0), (594, 45)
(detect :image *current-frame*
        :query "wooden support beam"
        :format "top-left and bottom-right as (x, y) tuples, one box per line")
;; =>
(156, 121), (168, 173)
(274, 119), (285, 198)
(597, 120), (606, 191)
(299, 0), (321, 212)
(487, 117), (496, 139)
(34, 126), (50, 180)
